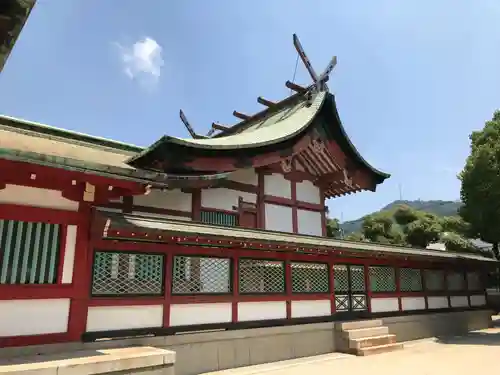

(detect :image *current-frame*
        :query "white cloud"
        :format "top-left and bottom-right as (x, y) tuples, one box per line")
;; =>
(116, 37), (164, 89)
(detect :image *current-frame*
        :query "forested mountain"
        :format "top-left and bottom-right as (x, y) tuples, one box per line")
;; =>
(340, 200), (461, 234)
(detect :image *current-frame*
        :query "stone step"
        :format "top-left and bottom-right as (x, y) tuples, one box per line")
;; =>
(337, 319), (383, 332)
(356, 342), (404, 356)
(348, 334), (396, 350)
(342, 326), (389, 340)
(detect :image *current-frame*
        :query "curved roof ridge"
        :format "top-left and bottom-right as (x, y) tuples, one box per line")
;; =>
(126, 91), (326, 165)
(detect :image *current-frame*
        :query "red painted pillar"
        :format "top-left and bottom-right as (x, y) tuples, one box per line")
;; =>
(67, 203), (92, 342)
(163, 252), (173, 328)
(285, 258), (292, 319)
(232, 255), (239, 323)
(395, 266), (402, 312)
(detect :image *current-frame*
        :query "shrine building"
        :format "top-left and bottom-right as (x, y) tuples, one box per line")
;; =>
(0, 24), (496, 368)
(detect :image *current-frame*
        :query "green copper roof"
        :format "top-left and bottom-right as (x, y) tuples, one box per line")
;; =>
(127, 92), (326, 167)
(103, 211), (497, 263)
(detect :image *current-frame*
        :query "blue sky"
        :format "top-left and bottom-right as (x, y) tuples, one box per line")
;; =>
(1, 0), (500, 221)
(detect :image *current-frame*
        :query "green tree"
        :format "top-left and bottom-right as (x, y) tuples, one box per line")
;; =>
(393, 204), (420, 226)
(459, 110), (500, 259)
(439, 216), (471, 236)
(362, 212), (393, 242)
(440, 232), (479, 254)
(345, 231), (366, 242)
(405, 213), (442, 248)
(326, 218), (341, 238)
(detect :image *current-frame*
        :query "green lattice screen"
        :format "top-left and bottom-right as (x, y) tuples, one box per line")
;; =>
(200, 210), (238, 226)
(400, 268), (423, 292)
(291, 262), (329, 293)
(369, 266), (396, 292)
(239, 259), (285, 294)
(91, 251), (164, 296)
(0, 219), (61, 284)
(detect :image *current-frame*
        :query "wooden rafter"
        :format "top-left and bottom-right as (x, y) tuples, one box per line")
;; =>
(233, 111), (251, 121)
(212, 122), (231, 131)
(285, 80), (307, 93)
(257, 97), (276, 107)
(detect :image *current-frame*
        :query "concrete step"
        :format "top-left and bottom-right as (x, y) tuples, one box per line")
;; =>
(337, 319), (383, 332)
(356, 342), (404, 356)
(348, 334), (396, 350)
(342, 326), (389, 340)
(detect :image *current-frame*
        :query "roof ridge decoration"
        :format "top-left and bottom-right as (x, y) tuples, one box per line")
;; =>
(176, 34), (338, 140)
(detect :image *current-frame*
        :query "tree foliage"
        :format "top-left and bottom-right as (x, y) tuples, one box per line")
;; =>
(459, 110), (500, 259)
(326, 218), (341, 238)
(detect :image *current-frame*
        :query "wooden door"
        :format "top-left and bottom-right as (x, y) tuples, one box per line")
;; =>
(238, 198), (257, 229)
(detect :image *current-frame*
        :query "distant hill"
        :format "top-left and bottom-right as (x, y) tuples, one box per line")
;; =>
(339, 200), (462, 234)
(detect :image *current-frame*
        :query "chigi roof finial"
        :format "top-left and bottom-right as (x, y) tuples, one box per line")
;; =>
(292, 34), (337, 93)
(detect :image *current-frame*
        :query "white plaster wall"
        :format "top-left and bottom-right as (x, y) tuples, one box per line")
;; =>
(201, 188), (256, 211)
(297, 209), (322, 236)
(61, 225), (77, 284)
(401, 297), (426, 311)
(264, 173), (291, 199)
(133, 189), (192, 213)
(0, 184), (78, 211)
(291, 300), (331, 318)
(229, 169), (258, 185)
(296, 180), (321, 204)
(450, 296), (469, 308)
(86, 305), (163, 332)
(470, 294), (487, 306)
(170, 303), (232, 326)
(238, 301), (287, 321)
(0, 299), (70, 337)
(371, 297), (399, 313)
(427, 296), (449, 309)
(264, 204), (293, 233)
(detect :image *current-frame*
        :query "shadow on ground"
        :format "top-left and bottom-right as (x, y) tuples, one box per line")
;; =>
(436, 331), (500, 346)
(435, 316), (500, 346)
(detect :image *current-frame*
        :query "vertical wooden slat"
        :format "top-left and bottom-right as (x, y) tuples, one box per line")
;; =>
(1, 220), (15, 283)
(29, 222), (42, 284)
(38, 222), (52, 283)
(0, 220), (5, 282)
(19, 221), (33, 283)
(9, 220), (24, 284)
(47, 224), (60, 283)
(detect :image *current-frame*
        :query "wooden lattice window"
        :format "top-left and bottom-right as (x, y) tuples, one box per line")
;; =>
(446, 271), (465, 291)
(0, 219), (61, 284)
(91, 251), (165, 296)
(424, 269), (445, 291)
(239, 259), (285, 294)
(171, 255), (231, 294)
(467, 271), (482, 291)
(399, 268), (423, 292)
(369, 266), (396, 292)
(291, 262), (329, 293)
(200, 210), (238, 227)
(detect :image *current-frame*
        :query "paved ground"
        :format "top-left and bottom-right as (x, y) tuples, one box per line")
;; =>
(204, 319), (500, 375)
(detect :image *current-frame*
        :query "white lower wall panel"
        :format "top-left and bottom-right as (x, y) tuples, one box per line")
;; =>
(170, 303), (232, 326)
(450, 295), (469, 308)
(86, 305), (163, 332)
(238, 301), (287, 322)
(401, 297), (426, 311)
(0, 299), (70, 337)
(470, 294), (486, 306)
(427, 296), (449, 309)
(371, 297), (399, 313)
(291, 300), (331, 318)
